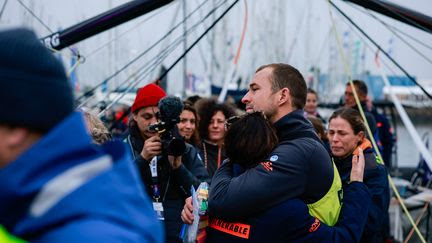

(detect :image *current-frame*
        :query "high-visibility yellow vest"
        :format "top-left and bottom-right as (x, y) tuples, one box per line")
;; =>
(307, 162), (342, 226)
(0, 226), (26, 243)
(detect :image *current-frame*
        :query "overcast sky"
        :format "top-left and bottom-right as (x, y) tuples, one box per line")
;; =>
(1, 0), (431, 95)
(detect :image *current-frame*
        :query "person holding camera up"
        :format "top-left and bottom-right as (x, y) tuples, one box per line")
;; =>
(127, 83), (209, 243)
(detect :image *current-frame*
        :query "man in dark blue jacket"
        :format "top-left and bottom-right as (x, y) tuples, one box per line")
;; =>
(208, 63), (339, 221)
(0, 28), (163, 242)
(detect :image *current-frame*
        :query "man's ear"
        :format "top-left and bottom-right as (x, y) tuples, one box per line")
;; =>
(132, 112), (138, 122)
(357, 131), (365, 143)
(278, 87), (291, 106)
(7, 127), (31, 148)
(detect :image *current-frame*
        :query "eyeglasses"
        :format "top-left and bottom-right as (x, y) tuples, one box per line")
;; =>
(224, 115), (241, 131)
(224, 111), (267, 131)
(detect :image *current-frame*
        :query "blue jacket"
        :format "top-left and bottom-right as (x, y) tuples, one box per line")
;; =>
(334, 147), (390, 243)
(206, 181), (371, 242)
(0, 112), (163, 242)
(209, 109), (335, 219)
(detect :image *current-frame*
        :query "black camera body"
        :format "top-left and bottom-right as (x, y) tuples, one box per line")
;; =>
(148, 96), (186, 157)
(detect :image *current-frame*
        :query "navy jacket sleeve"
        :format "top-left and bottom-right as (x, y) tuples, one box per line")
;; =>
(173, 144), (210, 193)
(209, 142), (310, 219)
(294, 182), (372, 242)
(361, 165), (390, 241)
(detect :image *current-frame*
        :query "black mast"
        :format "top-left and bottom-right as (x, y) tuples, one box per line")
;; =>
(41, 0), (174, 50)
(344, 0), (432, 34)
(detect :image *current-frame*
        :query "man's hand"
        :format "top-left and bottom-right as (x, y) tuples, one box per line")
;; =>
(181, 197), (194, 224)
(168, 155), (182, 169)
(140, 135), (162, 161)
(350, 148), (365, 182)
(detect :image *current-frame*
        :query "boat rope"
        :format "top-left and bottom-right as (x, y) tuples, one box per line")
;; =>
(375, 52), (432, 187)
(85, 4), (170, 60)
(404, 202), (429, 243)
(77, 0), (219, 107)
(328, 1), (426, 241)
(329, 1), (432, 101)
(0, 0), (8, 19)
(157, 0), (241, 82)
(233, 0), (248, 65)
(97, 0), (229, 102)
(372, 0), (432, 35)
(218, 0), (248, 102)
(97, 0), (234, 114)
(336, 5), (432, 110)
(67, 54), (85, 78)
(16, 0), (53, 33)
(286, 4), (308, 63)
(347, 2), (432, 66)
(15, 0), (80, 59)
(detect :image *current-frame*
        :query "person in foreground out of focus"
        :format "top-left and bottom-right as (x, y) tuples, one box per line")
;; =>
(0, 28), (162, 242)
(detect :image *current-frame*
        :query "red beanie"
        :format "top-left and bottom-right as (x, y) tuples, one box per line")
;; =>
(131, 83), (166, 113)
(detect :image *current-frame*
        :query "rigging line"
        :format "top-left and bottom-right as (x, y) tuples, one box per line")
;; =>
(0, 0), (8, 19)
(98, 33), (183, 110)
(232, 0), (247, 65)
(313, 27), (332, 68)
(328, 4), (427, 242)
(85, 4), (170, 59)
(338, 7), (432, 110)
(193, 0), (222, 70)
(286, 3), (309, 63)
(98, 37), (180, 116)
(16, 0), (53, 32)
(158, 0), (241, 82)
(372, 0), (432, 35)
(347, 2), (432, 51)
(95, 0), (230, 110)
(15, 0), (79, 57)
(347, 2), (432, 65)
(336, 6), (432, 110)
(76, 0), (219, 105)
(329, 0), (432, 101)
(97, 0), (229, 103)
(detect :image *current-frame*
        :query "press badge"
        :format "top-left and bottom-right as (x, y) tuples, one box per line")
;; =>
(153, 202), (165, 221)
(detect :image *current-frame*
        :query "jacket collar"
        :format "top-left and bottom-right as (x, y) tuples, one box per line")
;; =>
(273, 109), (317, 141)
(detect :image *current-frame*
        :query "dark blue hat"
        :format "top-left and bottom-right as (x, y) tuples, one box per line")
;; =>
(0, 28), (74, 132)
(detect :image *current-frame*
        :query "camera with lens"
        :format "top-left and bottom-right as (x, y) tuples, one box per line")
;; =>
(148, 96), (186, 156)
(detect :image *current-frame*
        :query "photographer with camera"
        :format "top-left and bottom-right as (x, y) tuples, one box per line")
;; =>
(127, 83), (209, 243)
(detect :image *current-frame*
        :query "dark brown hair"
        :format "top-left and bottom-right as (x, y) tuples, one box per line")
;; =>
(182, 102), (199, 145)
(224, 112), (278, 167)
(196, 98), (236, 141)
(307, 88), (318, 100)
(346, 80), (368, 97)
(307, 115), (326, 141)
(329, 108), (366, 135)
(256, 63), (307, 109)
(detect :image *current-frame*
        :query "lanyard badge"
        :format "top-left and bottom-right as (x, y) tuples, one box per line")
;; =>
(150, 157), (165, 220)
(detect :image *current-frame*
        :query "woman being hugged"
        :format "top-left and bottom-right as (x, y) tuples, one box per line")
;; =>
(328, 107), (390, 243)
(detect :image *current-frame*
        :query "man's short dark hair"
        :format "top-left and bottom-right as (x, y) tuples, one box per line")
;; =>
(347, 80), (368, 97)
(256, 63), (307, 109)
